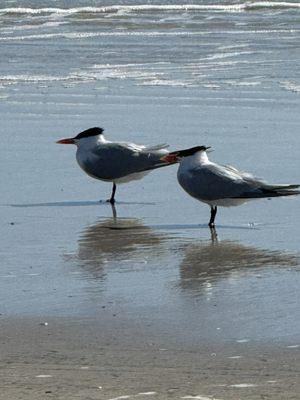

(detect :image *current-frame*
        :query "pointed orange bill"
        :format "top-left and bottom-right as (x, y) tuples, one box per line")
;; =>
(56, 138), (75, 144)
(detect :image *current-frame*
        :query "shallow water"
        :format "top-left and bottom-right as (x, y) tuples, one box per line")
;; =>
(1, 1), (300, 344)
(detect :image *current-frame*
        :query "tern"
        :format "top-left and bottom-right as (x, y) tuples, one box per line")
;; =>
(161, 146), (299, 227)
(56, 127), (174, 203)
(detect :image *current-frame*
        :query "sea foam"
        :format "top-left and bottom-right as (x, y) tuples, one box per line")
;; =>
(1, 3), (300, 17)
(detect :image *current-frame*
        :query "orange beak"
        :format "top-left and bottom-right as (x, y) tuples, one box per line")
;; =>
(56, 138), (75, 144)
(160, 153), (179, 164)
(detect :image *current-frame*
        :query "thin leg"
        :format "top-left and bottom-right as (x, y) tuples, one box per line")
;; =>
(107, 183), (116, 204)
(111, 203), (117, 220)
(208, 206), (217, 227)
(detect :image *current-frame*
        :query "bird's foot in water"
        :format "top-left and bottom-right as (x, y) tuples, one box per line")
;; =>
(106, 198), (115, 205)
(98, 199), (115, 204)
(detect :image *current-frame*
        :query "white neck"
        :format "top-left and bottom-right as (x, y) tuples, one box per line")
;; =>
(76, 134), (107, 149)
(180, 151), (210, 169)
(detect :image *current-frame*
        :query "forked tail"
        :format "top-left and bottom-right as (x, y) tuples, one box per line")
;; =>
(237, 183), (300, 198)
(261, 184), (300, 197)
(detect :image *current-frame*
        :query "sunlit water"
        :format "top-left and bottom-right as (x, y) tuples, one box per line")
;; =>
(0, 0), (300, 343)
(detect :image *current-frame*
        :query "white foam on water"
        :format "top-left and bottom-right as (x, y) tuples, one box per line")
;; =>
(0, 20), (66, 32)
(139, 79), (194, 87)
(0, 30), (205, 41)
(74, 65), (162, 82)
(1, 28), (298, 42)
(244, 1), (300, 10)
(203, 84), (221, 89)
(280, 81), (300, 93)
(35, 374), (52, 378)
(1, 3), (300, 17)
(0, 74), (66, 82)
(225, 80), (262, 87)
(201, 51), (254, 61)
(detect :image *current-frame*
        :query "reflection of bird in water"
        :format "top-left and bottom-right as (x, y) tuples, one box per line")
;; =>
(179, 238), (299, 292)
(76, 217), (169, 280)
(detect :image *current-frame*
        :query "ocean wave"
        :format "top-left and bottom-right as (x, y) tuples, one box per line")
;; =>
(201, 51), (255, 61)
(0, 20), (67, 33)
(280, 80), (300, 93)
(1, 28), (298, 42)
(0, 74), (70, 83)
(138, 78), (195, 87)
(0, 65), (295, 92)
(0, 31), (205, 41)
(0, 74), (90, 85)
(1, 3), (300, 17)
(0, 64), (187, 87)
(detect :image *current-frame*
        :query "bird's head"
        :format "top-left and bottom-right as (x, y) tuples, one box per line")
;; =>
(160, 146), (211, 163)
(56, 127), (104, 146)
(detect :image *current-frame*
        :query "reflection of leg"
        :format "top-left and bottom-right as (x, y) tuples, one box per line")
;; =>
(209, 226), (218, 242)
(107, 183), (116, 204)
(208, 206), (217, 227)
(111, 203), (117, 220)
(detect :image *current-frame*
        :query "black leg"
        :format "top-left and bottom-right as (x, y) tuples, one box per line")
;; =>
(107, 183), (116, 204)
(208, 206), (217, 227)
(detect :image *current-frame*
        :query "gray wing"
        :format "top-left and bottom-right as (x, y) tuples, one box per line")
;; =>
(84, 142), (169, 180)
(178, 163), (267, 201)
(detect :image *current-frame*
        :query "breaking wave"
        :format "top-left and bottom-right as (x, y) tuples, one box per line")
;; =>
(1, 2), (300, 17)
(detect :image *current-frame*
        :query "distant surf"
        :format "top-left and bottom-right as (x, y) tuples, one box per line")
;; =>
(1, 2), (300, 17)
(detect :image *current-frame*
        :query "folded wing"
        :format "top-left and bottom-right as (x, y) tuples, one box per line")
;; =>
(178, 163), (299, 201)
(85, 142), (170, 180)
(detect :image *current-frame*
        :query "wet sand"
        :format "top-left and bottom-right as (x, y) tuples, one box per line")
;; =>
(1, 315), (300, 400)
(1, 207), (300, 399)
(1, 79), (300, 399)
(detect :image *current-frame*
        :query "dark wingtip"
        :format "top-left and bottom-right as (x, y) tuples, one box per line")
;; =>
(75, 127), (104, 140)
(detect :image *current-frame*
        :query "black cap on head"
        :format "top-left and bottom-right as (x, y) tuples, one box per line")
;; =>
(75, 127), (104, 140)
(175, 146), (210, 157)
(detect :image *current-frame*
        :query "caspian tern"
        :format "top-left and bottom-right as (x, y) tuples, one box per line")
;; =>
(161, 146), (299, 227)
(57, 127), (174, 203)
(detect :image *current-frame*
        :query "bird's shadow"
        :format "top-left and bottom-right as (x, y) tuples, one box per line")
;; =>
(9, 200), (155, 208)
(9, 202), (260, 232)
(151, 223), (260, 232)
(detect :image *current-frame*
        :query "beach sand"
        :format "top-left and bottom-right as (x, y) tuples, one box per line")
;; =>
(1, 315), (300, 400)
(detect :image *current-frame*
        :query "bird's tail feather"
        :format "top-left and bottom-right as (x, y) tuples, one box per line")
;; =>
(262, 183), (300, 196)
(265, 183), (300, 191)
(144, 143), (169, 151)
(235, 184), (300, 198)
